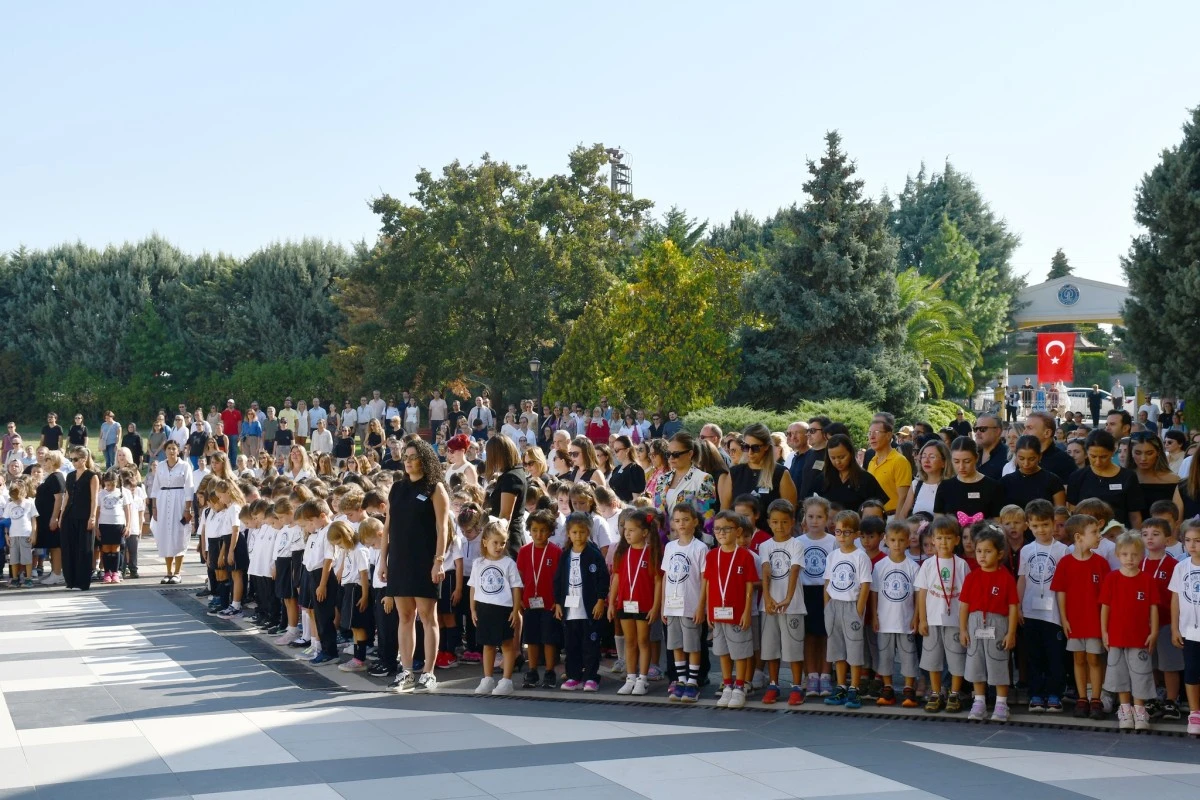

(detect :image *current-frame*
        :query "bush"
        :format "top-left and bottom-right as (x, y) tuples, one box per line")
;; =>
(795, 399), (875, 448)
(913, 400), (974, 432)
(683, 398), (877, 449)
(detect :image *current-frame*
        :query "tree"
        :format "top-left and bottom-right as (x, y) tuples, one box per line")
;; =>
(739, 131), (921, 417)
(896, 268), (980, 398)
(1047, 248), (1073, 280)
(548, 242), (751, 412)
(639, 206), (708, 254)
(1122, 106), (1200, 396)
(336, 146), (651, 407)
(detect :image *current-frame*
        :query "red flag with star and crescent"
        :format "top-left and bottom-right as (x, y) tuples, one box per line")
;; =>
(1037, 333), (1075, 384)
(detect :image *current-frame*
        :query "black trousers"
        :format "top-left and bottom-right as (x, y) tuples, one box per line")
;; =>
(374, 591), (398, 669)
(255, 576), (280, 624)
(1024, 617), (1066, 699)
(564, 618), (602, 682)
(312, 571), (340, 657)
(61, 517), (95, 590)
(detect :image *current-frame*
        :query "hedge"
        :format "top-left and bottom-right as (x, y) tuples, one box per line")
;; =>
(684, 399), (876, 449)
(914, 400), (974, 431)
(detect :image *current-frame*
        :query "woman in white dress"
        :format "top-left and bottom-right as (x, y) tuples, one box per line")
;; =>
(150, 440), (193, 584)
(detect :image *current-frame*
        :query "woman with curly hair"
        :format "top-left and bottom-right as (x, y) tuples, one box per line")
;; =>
(379, 438), (450, 694)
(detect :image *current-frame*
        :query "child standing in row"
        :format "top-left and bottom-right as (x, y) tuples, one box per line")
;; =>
(916, 515), (969, 712)
(610, 508), (663, 696)
(1018, 499), (1069, 712)
(799, 496), (835, 696)
(822, 510), (871, 709)
(96, 470), (131, 584)
(662, 504), (708, 703)
(555, 512), (609, 691)
(759, 499), (805, 706)
(706, 510), (758, 709)
(872, 520), (920, 707)
(2, 480), (37, 588)
(1100, 530), (1159, 731)
(331, 521), (372, 672)
(1140, 517), (1183, 720)
(1168, 519), (1200, 735)
(518, 510), (562, 689)
(1052, 513), (1110, 719)
(959, 523), (1019, 722)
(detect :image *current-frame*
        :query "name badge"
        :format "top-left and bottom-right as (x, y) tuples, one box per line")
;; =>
(968, 492), (981, 499)
(714, 606), (734, 621)
(756, 487), (769, 495)
(417, 494), (428, 502)
(1034, 595), (1055, 612)
(1108, 484), (1122, 491)
(664, 595), (684, 614)
(813, 461), (824, 470)
(565, 594), (582, 608)
(528, 597), (545, 610)
(1185, 625), (1200, 641)
(974, 626), (996, 640)
(623, 601), (640, 614)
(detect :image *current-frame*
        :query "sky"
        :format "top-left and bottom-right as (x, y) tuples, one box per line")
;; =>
(3, 1), (1198, 287)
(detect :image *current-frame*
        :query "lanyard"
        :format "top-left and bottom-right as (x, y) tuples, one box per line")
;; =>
(937, 556), (956, 617)
(531, 544), (548, 593)
(717, 547), (739, 606)
(1142, 555), (1164, 578)
(624, 545), (644, 600)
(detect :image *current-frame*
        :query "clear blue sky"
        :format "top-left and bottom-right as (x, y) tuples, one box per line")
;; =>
(3, 1), (1197, 286)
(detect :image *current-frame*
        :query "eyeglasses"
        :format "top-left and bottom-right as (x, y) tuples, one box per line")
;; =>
(973, 426), (998, 433)
(834, 528), (857, 536)
(667, 450), (690, 459)
(713, 526), (739, 534)
(807, 428), (823, 435)
(568, 450), (581, 457)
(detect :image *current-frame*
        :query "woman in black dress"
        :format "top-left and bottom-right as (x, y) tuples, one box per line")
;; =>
(608, 435), (646, 502)
(718, 423), (796, 525)
(819, 433), (886, 513)
(485, 435), (528, 558)
(62, 446), (100, 590)
(1000, 434), (1067, 510)
(1129, 432), (1183, 520)
(932, 437), (1005, 521)
(35, 450), (68, 585)
(1066, 430), (1144, 529)
(379, 438), (449, 694)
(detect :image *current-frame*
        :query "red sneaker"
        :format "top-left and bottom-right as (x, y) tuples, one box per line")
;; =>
(788, 686), (805, 706)
(762, 685), (780, 704)
(435, 651), (459, 669)
(461, 650), (482, 663)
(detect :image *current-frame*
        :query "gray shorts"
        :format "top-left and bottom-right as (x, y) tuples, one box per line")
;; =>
(824, 599), (866, 666)
(964, 611), (1011, 686)
(1103, 646), (1156, 700)
(920, 624), (966, 676)
(712, 621), (754, 660)
(751, 613), (761, 653)
(1066, 636), (1105, 654)
(1153, 625), (1185, 672)
(666, 616), (702, 653)
(762, 613), (806, 662)
(877, 632), (920, 678)
(9, 536), (33, 566)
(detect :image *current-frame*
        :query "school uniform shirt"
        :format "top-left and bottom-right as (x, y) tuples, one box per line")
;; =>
(959, 567), (1018, 617)
(1166, 541), (1187, 561)
(248, 527), (272, 577)
(798, 533), (837, 587)
(1018, 540), (1069, 624)
(1066, 467), (1144, 527)
(273, 523), (294, 559)
(615, 546), (660, 611)
(366, 545), (384, 589)
(566, 550), (587, 620)
(872, 557), (920, 633)
(2, 499), (37, 538)
(1099, 570), (1159, 648)
(661, 538), (709, 618)
(1069, 536), (1120, 570)
(285, 524), (305, 553)
(1142, 554), (1177, 625)
(517, 542), (562, 610)
(445, 531), (464, 571)
(914, 555), (970, 627)
(758, 537), (806, 614)
(460, 533), (481, 579)
(302, 527), (328, 571)
(823, 548), (873, 602)
(1049, 553), (1110, 639)
(468, 555), (522, 607)
(1168, 559), (1200, 642)
(97, 488), (130, 526)
(337, 544), (370, 586)
(704, 546), (758, 622)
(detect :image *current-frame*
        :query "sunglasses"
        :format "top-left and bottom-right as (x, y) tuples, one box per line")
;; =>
(667, 450), (690, 459)
(973, 426), (998, 433)
(569, 450), (581, 457)
(745, 443), (769, 454)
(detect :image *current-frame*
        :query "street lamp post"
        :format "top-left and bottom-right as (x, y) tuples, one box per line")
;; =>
(529, 357), (542, 416)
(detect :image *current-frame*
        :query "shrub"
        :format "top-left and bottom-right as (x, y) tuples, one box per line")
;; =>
(683, 398), (877, 449)
(795, 399), (875, 448)
(913, 400), (974, 432)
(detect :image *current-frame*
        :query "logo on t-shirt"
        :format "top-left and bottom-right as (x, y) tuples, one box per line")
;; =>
(829, 561), (856, 592)
(666, 552), (692, 585)
(880, 568), (912, 602)
(803, 546), (828, 579)
(6, 506), (25, 519)
(102, 495), (122, 510)
(478, 565), (505, 595)
(1183, 569), (1200, 605)
(1026, 552), (1056, 586)
(768, 549), (792, 580)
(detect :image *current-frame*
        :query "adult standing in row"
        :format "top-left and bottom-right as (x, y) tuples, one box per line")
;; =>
(380, 438), (449, 694)
(221, 400), (242, 464)
(151, 440), (193, 584)
(1066, 430), (1143, 529)
(933, 437), (1005, 520)
(1130, 433), (1183, 521)
(718, 423), (796, 519)
(122, 423), (144, 467)
(652, 431), (716, 523)
(62, 447), (99, 590)
(897, 439), (951, 518)
(819, 433), (886, 511)
(429, 390), (447, 442)
(40, 413), (64, 452)
(487, 436), (528, 558)
(566, 437), (607, 488)
(866, 414), (911, 515)
(68, 414), (88, 448)
(1000, 435), (1066, 509)
(240, 409), (263, 461)
(973, 414), (1008, 481)
(608, 435), (646, 502)
(1023, 411), (1077, 483)
(35, 450), (68, 585)
(794, 416), (831, 500)
(278, 397), (300, 444)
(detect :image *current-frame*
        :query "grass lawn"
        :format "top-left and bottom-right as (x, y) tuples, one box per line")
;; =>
(16, 426), (107, 461)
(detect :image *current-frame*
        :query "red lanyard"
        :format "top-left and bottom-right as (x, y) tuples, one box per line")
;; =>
(624, 545), (645, 599)
(937, 556), (956, 616)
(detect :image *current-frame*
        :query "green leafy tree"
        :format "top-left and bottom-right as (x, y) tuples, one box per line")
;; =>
(543, 295), (619, 406)
(1047, 248), (1073, 280)
(896, 268), (980, 398)
(639, 206), (708, 254)
(739, 131), (921, 417)
(1122, 106), (1200, 396)
(337, 146), (651, 407)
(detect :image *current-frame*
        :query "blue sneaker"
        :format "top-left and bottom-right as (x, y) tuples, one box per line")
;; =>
(1046, 696), (1063, 713)
(681, 684), (699, 703)
(824, 685), (848, 706)
(309, 652), (336, 666)
(669, 682), (685, 702)
(1029, 695), (1046, 713)
(845, 687), (862, 709)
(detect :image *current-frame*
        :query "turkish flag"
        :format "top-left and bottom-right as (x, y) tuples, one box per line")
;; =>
(1037, 333), (1075, 384)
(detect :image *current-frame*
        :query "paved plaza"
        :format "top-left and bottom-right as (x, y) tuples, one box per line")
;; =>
(1, 543), (1199, 800)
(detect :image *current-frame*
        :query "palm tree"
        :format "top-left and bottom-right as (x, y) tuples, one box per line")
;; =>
(897, 268), (980, 398)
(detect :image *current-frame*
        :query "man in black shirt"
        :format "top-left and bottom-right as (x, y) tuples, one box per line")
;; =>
(950, 409), (973, 439)
(973, 414), (1008, 480)
(1024, 410), (1078, 483)
(795, 416), (833, 500)
(40, 413), (64, 452)
(273, 417), (294, 459)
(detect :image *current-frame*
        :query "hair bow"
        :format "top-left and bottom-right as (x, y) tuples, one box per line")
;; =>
(956, 511), (984, 527)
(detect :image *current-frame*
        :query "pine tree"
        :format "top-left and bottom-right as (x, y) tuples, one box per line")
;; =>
(740, 132), (921, 417)
(1122, 107), (1200, 396)
(1048, 248), (1073, 280)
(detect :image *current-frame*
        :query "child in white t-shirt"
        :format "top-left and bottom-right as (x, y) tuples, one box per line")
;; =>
(1168, 519), (1200, 736)
(799, 496), (836, 696)
(758, 499), (805, 706)
(96, 471), (131, 585)
(1017, 500), (1070, 712)
(2, 480), (38, 587)
(872, 520), (921, 707)
(469, 520), (523, 696)
(914, 514), (969, 713)
(661, 503), (709, 704)
(329, 521), (371, 672)
(822, 510), (872, 709)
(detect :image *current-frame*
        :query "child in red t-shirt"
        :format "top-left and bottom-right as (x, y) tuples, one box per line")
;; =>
(705, 509), (759, 708)
(517, 510), (564, 689)
(1140, 517), (1182, 719)
(958, 524), (1019, 722)
(1100, 531), (1160, 731)
(1051, 513), (1111, 719)
(608, 508), (663, 697)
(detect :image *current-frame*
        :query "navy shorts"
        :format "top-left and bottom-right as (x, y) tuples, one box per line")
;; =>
(438, 569), (457, 615)
(340, 583), (372, 630)
(274, 556), (296, 599)
(475, 601), (515, 647)
(521, 607), (564, 647)
(803, 585), (827, 637)
(1185, 639), (1200, 686)
(299, 567), (317, 609)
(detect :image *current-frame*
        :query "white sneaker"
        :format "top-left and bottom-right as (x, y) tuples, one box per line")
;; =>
(716, 685), (733, 707)
(632, 676), (649, 696)
(617, 675), (638, 695)
(274, 629), (297, 646)
(414, 672), (438, 692)
(1117, 705), (1134, 730)
(475, 676), (497, 695)
(491, 678), (515, 696)
(610, 658), (627, 675)
(729, 687), (746, 709)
